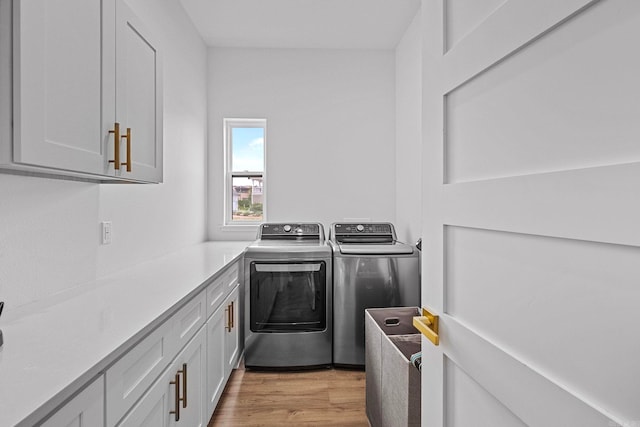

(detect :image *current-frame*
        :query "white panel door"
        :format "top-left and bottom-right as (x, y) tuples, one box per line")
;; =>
(41, 376), (104, 427)
(116, 356), (173, 427)
(118, 327), (206, 427)
(206, 303), (226, 417)
(175, 327), (207, 427)
(420, 0), (640, 426)
(12, 0), (112, 174)
(207, 282), (241, 417)
(224, 286), (240, 377)
(114, 0), (163, 183)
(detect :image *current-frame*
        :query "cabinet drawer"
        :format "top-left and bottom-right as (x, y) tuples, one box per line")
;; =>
(223, 261), (239, 292)
(172, 290), (207, 353)
(116, 328), (206, 427)
(105, 290), (206, 427)
(206, 262), (239, 319)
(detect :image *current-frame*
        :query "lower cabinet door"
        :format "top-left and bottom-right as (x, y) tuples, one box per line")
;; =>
(117, 327), (206, 427)
(175, 327), (206, 427)
(205, 302), (226, 417)
(42, 376), (104, 427)
(224, 286), (240, 377)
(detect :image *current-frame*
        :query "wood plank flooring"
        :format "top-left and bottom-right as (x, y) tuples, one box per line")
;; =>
(208, 365), (369, 426)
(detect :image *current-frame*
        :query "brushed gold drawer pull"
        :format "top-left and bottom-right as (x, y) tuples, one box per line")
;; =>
(178, 363), (187, 408)
(230, 301), (235, 329)
(108, 122), (120, 170)
(413, 307), (440, 346)
(169, 372), (180, 421)
(121, 127), (132, 172)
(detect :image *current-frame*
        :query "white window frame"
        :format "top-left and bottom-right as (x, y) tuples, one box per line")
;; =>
(223, 118), (267, 227)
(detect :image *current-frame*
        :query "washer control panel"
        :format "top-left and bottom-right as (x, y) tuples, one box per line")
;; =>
(259, 223), (323, 240)
(332, 223), (396, 243)
(334, 223), (392, 235)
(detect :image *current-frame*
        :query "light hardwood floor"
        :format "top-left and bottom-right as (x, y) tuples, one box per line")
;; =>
(208, 365), (369, 426)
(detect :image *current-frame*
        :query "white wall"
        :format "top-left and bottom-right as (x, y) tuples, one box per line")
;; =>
(97, 0), (209, 276)
(207, 48), (396, 241)
(0, 0), (208, 309)
(394, 11), (422, 245)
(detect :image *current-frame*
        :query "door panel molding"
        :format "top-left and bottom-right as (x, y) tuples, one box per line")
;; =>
(444, 355), (526, 427)
(442, 162), (640, 247)
(443, 0), (640, 184)
(443, 0), (600, 92)
(444, 0), (507, 53)
(443, 225), (640, 421)
(442, 316), (615, 426)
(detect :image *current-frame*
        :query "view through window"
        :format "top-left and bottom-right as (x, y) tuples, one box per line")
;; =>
(225, 119), (265, 224)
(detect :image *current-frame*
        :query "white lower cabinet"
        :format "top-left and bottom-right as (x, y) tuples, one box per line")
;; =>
(205, 285), (240, 416)
(41, 376), (104, 427)
(117, 327), (206, 427)
(206, 262), (238, 319)
(106, 291), (206, 427)
(205, 301), (226, 417)
(39, 260), (242, 427)
(172, 328), (206, 427)
(105, 261), (241, 427)
(223, 286), (240, 377)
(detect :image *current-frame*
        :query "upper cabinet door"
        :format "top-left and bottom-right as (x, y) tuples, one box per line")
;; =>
(5, 0), (161, 182)
(114, 0), (163, 183)
(12, 0), (111, 175)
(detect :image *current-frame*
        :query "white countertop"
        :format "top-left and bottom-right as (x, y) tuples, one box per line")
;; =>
(0, 241), (250, 427)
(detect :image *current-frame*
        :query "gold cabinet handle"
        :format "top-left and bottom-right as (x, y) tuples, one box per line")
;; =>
(413, 307), (440, 346)
(169, 372), (181, 421)
(178, 363), (187, 408)
(108, 122), (121, 170)
(230, 301), (235, 329)
(120, 127), (132, 172)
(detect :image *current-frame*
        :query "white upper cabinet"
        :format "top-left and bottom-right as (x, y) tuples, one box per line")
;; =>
(113, 0), (163, 183)
(1, 0), (162, 183)
(11, 0), (107, 175)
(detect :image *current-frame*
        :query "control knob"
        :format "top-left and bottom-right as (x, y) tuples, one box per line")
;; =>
(356, 224), (365, 232)
(283, 225), (292, 232)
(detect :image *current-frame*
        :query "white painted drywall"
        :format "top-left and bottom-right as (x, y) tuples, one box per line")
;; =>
(0, 0), (208, 309)
(207, 48), (396, 241)
(97, 0), (209, 276)
(394, 10), (422, 245)
(0, 176), (99, 309)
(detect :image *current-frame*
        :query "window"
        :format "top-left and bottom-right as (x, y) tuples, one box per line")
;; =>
(224, 118), (266, 225)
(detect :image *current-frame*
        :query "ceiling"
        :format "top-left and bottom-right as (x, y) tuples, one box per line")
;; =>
(178, 0), (421, 49)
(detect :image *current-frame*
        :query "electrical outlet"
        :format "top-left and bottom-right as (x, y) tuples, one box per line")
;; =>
(101, 221), (112, 245)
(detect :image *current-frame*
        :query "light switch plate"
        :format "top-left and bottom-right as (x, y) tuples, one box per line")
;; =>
(101, 221), (112, 245)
